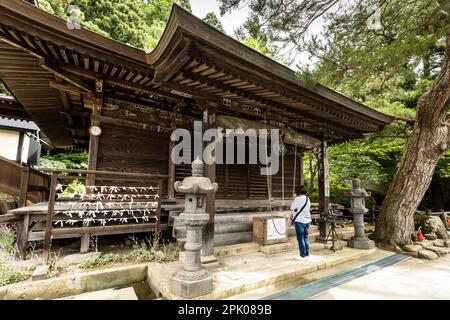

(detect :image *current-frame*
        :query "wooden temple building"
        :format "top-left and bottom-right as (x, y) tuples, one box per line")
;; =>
(0, 1), (394, 257)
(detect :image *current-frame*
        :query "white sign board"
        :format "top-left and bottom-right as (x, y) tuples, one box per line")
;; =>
(266, 218), (286, 241)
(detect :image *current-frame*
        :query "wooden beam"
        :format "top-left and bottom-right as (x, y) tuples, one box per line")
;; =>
(202, 106), (216, 259)
(167, 122), (176, 199)
(91, 114), (173, 133)
(60, 109), (90, 117)
(49, 79), (88, 95)
(57, 63), (178, 100)
(316, 139), (330, 242)
(179, 70), (363, 137)
(39, 60), (93, 93)
(152, 39), (193, 84)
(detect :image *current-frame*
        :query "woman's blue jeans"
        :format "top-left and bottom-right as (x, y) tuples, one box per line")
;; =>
(294, 222), (310, 257)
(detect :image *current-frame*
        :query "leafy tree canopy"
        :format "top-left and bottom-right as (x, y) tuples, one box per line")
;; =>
(39, 0), (192, 50)
(203, 12), (225, 33)
(220, 0), (449, 204)
(39, 152), (88, 170)
(219, 0), (448, 118)
(0, 82), (9, 95)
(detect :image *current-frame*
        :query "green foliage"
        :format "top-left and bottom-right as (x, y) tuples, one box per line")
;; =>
(0, 253), (29, 286)
(0, 227), (30, 285)
(61, 179), (86, 198)
(79, 253), (122, 269)
(39, 152), (87, 197)
(436, 150), (450, 178)
(46, 253), (68, 278)
(203, 12), (225, 33)
(0, 82), (10, 95)
(302, 122), (410, 204)
(39, 0), (192, 50)
(219, 0), (449, 204)
(39, 152), (88, 170)
(0, 226), (16, 256)
(79, 236), (178, 269)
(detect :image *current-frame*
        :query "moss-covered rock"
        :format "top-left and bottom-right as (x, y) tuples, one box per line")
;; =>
(0, 193), (16, 215)
(414, 214), (449, 240)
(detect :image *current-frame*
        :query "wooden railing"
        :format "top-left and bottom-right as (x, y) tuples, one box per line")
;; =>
(34, 168), (167, 263)
(0, 155), (49, 205)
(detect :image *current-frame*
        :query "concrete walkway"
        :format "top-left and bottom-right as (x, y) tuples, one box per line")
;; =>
(311, 252), (450, 300)
(225, 249), (391, 299)
(57, 287), (138, 300)
(148, 241), (376, 300)
(233, 250), (450, 300)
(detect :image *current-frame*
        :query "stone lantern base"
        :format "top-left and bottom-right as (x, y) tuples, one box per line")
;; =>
(347, 238), (375, 250)
(170, 269), (213, 298)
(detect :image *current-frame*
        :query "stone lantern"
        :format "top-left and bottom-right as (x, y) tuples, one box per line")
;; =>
(345, 178), (375, 250)
(170, 158), (218, 298)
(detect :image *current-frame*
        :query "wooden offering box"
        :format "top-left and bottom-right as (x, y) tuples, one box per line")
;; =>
(253, 216), (288, 246)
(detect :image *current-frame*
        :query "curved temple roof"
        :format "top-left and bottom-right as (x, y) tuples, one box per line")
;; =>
(0, 1), (394, 148)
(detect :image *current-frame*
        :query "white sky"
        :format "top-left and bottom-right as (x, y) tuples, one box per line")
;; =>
(190, 0), (249, 36)
(189, 0), (326, 71)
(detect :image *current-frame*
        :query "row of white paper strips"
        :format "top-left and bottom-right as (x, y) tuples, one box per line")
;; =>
(61, 201), (159, 210)
(53, 214), (157, 227)
(84, 186), (157, 193)
(57, 193), (159, 200)
(77, 193), (159, 200)
(54, 208), (157, 218)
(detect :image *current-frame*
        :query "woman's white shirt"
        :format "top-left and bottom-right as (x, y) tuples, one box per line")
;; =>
(290, 195), (312, 224)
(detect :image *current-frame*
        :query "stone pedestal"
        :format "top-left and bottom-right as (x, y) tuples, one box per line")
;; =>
(345, 178), (374, 250)
(200, 255), (220, 269)
(171, 213), (212, 298)
(316, 222), (330, 243)
(347, 238), (375, 250)
(171, 269), (213, 298)
(169, 158), (218, 299)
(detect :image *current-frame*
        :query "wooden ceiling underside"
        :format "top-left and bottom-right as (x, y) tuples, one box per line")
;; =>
(0, 1), (394, 148)
(0, 93), (30, 121)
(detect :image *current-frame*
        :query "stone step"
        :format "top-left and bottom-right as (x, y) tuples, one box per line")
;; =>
(148, 243), (378, 300)
(214, 222), (253, 234)
(57, 287), (138, 300)
(214, 231), (253, 246)
(214, 211), (290, 224)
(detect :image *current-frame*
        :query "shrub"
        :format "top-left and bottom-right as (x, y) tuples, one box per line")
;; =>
(0, 225), (16, 256)
(79, 236), (178, 269)
(0, 253), (29, 286)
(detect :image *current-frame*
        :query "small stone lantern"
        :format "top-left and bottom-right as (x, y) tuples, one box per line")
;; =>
(345, 178), (375, 250)
(170, 158), (218, 298)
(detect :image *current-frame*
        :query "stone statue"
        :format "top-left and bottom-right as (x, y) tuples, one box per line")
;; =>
(345, 178), (375, 250)
(170, 158), (218, 298)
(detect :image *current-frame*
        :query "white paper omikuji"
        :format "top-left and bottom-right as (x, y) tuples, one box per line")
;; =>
(109, 186), (120, 193)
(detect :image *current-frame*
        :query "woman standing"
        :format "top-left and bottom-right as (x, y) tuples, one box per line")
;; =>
(290, 185), (311, 261)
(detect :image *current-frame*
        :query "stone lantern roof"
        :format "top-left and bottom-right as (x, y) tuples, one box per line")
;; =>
(345, 178), (371, 198)
(174, 158), (218, 194)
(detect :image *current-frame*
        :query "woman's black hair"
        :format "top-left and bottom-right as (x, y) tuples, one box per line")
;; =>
(295, 185), (308, 195)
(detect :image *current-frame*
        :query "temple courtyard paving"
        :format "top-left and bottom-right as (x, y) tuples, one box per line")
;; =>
(228, 247), (450, 300)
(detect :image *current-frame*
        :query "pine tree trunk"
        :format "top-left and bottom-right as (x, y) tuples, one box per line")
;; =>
(374, 35), (450, 249)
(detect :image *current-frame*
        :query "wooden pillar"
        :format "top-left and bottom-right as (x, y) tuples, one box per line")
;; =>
(299, 150), (305, 186)
(202, 106), (216, 260)
(83, 77), (103, 253)
(18, 166), (30, 208)
(316, 139), (330, 242)
(42, 171), (58, 264)
(16, 131), (24, 164)
(167, 122), (177, 199)
(16, 166), (30, 259)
